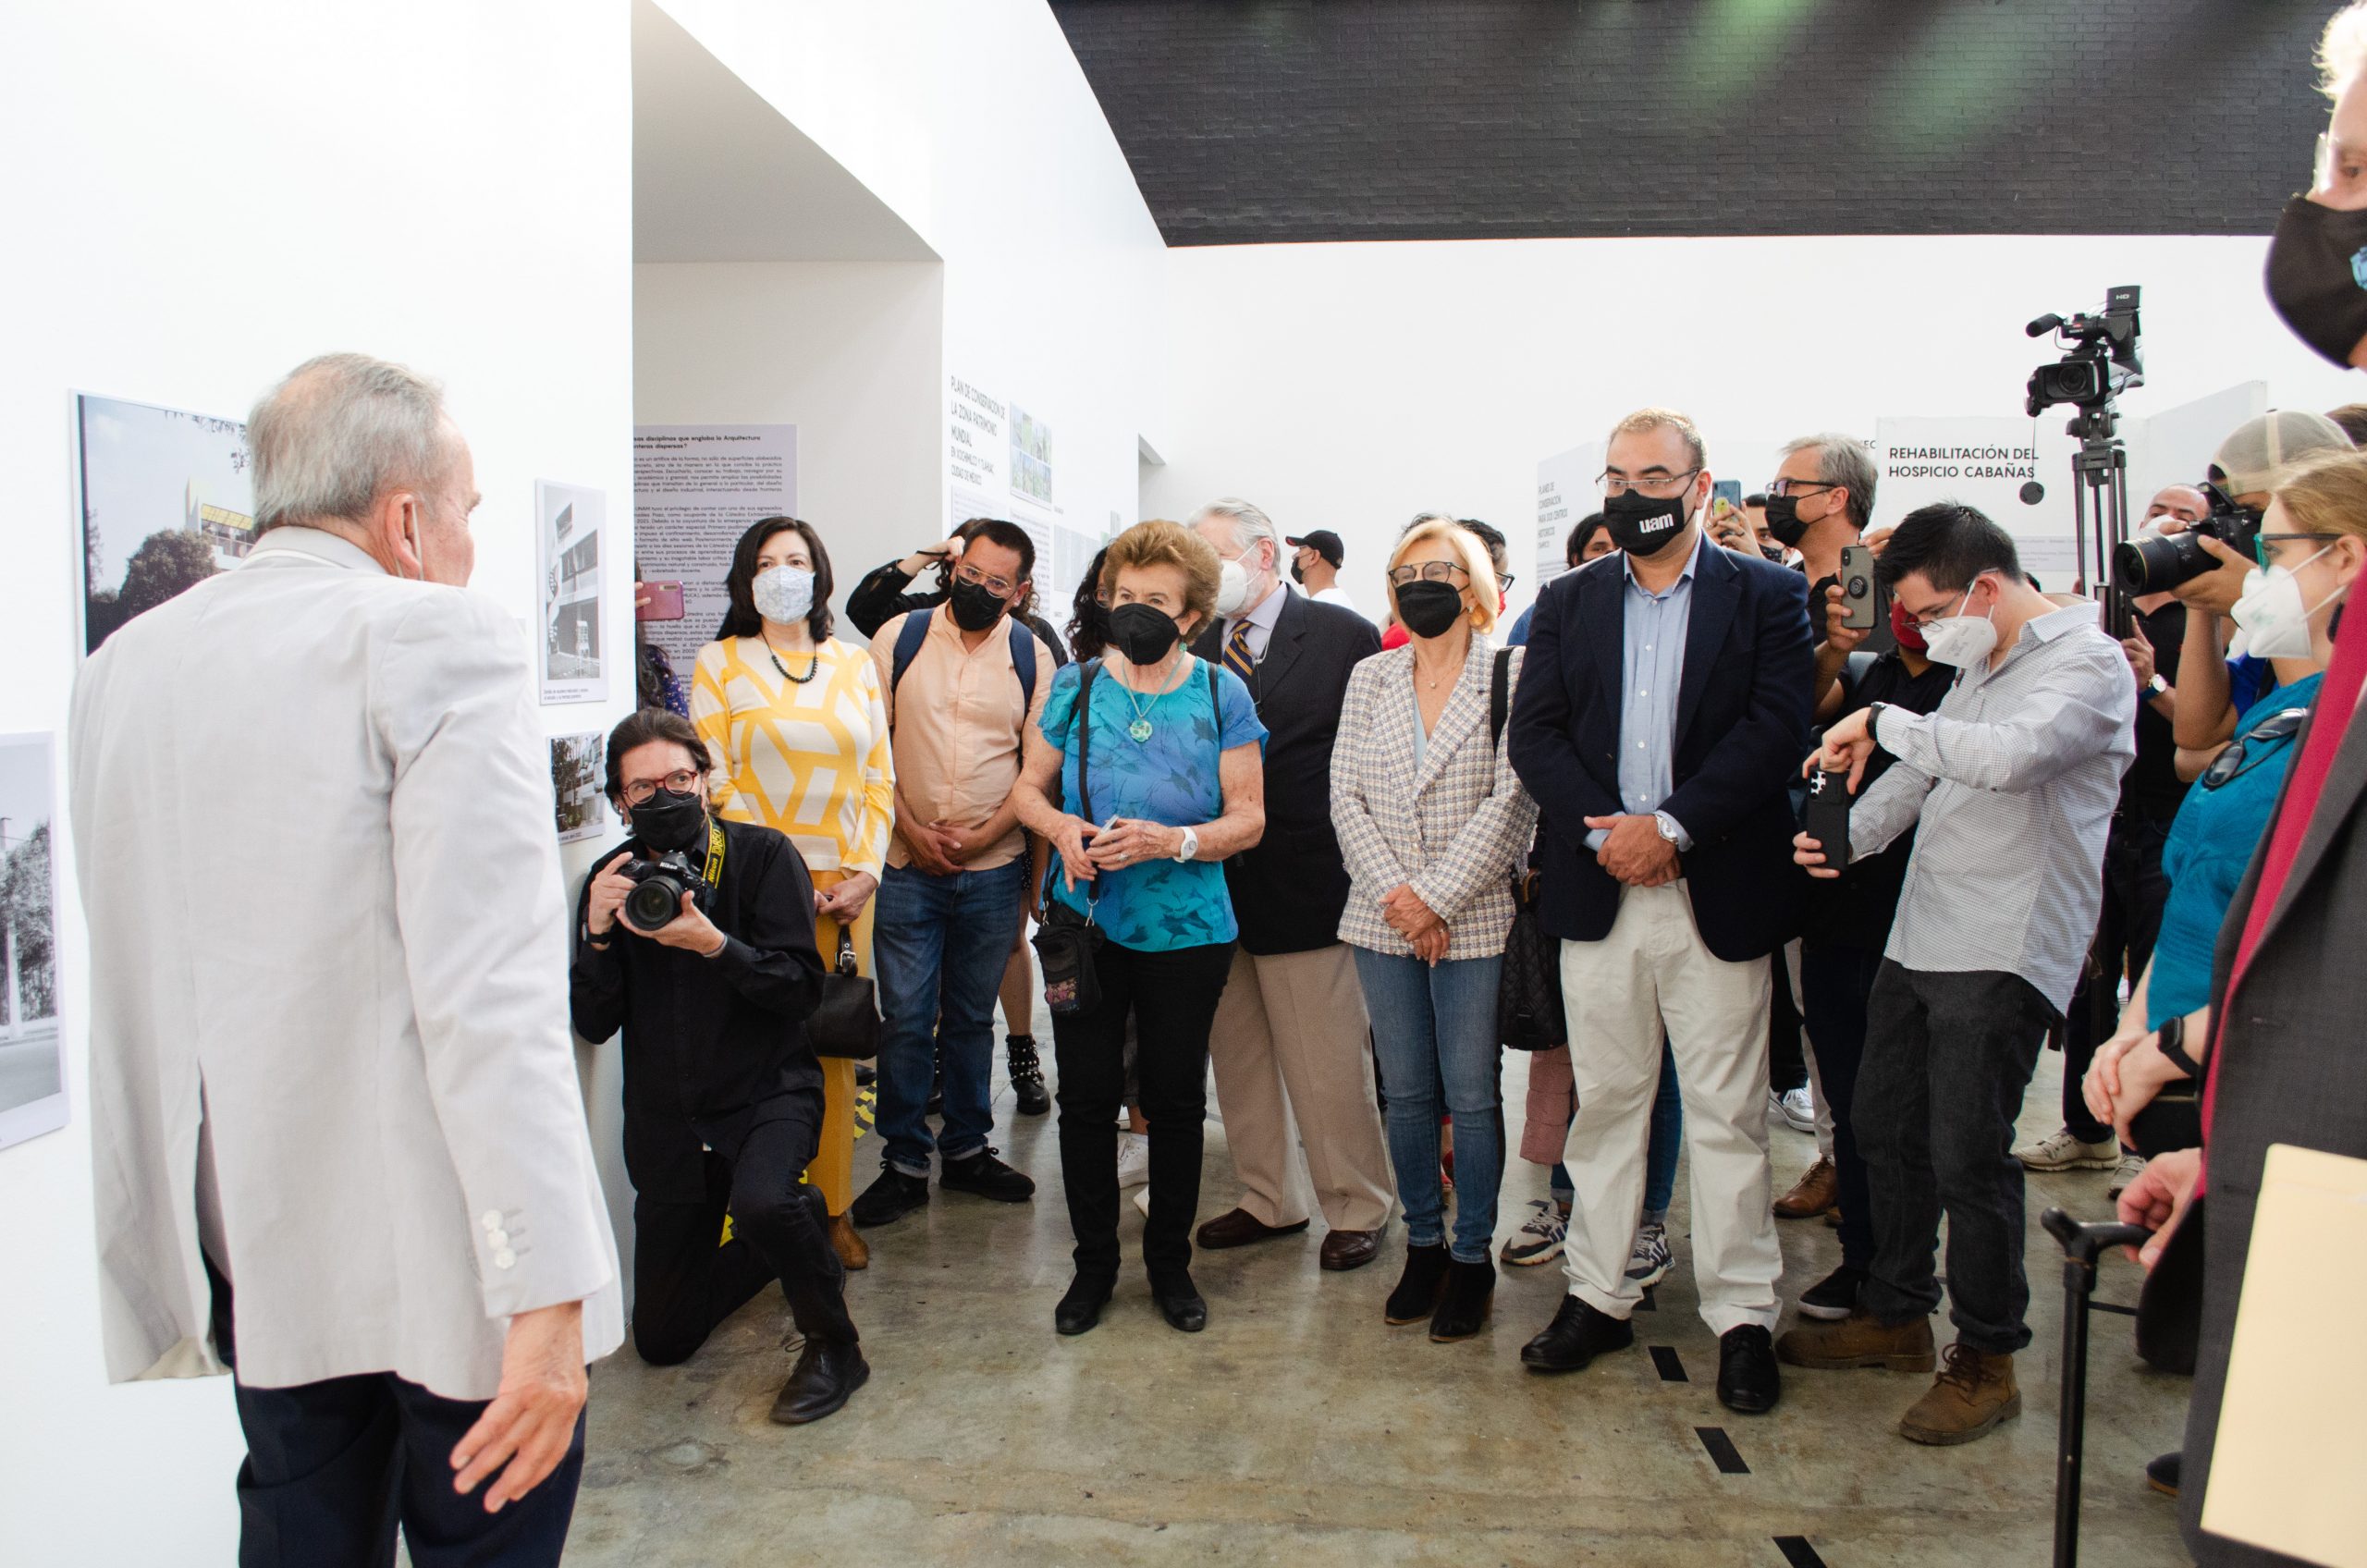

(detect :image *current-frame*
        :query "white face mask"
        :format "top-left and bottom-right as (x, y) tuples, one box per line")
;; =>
(753, 564), (816, 625)
(2228, 545), (2343, 660)
(1920, 576), (1999, 668)
(1213, 545), (1261, 617)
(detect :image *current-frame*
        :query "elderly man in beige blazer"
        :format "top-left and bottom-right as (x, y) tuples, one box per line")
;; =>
(69, 353), (622, 1566)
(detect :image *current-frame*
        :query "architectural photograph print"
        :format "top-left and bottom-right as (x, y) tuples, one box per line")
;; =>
(75, 394), (253, 655)
(537, 480), (608, 704)
(551, 731), (607, 845)
(0, 734), (64, 1151)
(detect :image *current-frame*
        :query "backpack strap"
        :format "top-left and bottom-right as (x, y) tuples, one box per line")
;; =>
(1074, 658), (1098, 825)
(889, 606), (934, 703)
(1490, 646), (1513, 751)
(1010, 619), (1037, 707)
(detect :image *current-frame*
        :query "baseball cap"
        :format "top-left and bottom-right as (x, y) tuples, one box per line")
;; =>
(1285, 530), (1344, 566)
(2211, 410), (2354, 496)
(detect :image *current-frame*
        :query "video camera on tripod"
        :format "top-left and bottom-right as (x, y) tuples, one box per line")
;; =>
(2026, 285), (2144, 638)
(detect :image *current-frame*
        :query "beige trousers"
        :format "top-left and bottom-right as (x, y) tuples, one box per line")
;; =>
(1559, 881), (1782, 1336)
(1207, 944), (1396, 1233)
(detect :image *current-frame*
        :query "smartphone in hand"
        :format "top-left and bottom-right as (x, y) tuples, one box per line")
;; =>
(1839, 545), (1881, 631)
(1802, 766), (1853, 867)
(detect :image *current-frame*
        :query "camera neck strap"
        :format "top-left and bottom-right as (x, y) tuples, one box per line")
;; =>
(703, 818), (727, 888)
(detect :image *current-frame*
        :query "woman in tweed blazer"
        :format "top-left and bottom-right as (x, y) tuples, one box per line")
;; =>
(1331, 519), (1539, 1343)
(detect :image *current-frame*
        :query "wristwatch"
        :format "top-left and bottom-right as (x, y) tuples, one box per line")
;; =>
(2145, 674), (2170, 699)
(1866, 701), (1893, 752)
(1173, 825), (1200, 863)
(1652, 811), (1683, 846)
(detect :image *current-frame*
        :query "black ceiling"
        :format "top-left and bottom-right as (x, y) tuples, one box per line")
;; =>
(1049, 0), (2335, 245)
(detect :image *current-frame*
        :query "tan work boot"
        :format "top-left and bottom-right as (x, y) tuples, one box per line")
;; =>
(1774, 1156), (1839, 1219)
(1899, 1343), (2020, 1445)
(1775, 1308), (1936, 1371)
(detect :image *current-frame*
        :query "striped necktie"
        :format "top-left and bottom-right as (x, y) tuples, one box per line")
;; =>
(1223, 619), (1257, 681)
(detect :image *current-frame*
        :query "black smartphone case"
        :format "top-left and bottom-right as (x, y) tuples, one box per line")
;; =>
(1802, 768), (1853, 866)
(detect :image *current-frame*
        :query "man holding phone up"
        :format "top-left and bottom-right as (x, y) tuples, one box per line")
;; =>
(1779, 503), (2133, 1449)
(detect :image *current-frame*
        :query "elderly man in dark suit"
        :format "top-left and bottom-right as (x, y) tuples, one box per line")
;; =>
(1507, 408), (1812, 1415)
(1186, 498), (1396, 1273)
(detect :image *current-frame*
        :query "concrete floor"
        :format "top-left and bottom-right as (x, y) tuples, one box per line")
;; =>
(566, 1044), (2193, 1568)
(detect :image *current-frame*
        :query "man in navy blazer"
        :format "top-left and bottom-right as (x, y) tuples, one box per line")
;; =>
(1506, 407), (1813, 1415)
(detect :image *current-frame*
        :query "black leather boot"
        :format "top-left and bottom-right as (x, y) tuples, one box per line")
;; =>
(1385, 1243), (1452, 1325)
(769, 1338), (869, 1425)
(1429, 1256), (1495, 1342)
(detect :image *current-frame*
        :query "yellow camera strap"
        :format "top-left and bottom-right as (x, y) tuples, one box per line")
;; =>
(703, 819), (727, 887)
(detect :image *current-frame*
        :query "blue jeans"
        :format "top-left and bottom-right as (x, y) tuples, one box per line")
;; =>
(1554, 1042), (1682, 1219)
(871, 858), (1027, 1175)
(1355, 948), (1504, 1264)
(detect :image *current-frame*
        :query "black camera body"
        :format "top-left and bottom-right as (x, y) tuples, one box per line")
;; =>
(619, 851), (711, 933)
(2026, 285), (2143, 419)
(2111, 483), (2263, 594)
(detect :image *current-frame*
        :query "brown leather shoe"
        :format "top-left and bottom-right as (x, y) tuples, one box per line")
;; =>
(1773, 1156), (1839, 1219)
(830, 1211), (869, 1271)
(1775, 1308), (1936, 1372)
(1195, 1207), (1310, 1249)
(1318, 1228), (1380, 1271)
(1899, 1343), (2019, 1445)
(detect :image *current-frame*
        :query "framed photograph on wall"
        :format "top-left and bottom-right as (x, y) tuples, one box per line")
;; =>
(74, 393), (254, 656)
(536, 480), (608, 705)
(0, 733), (65, 1151)
(551, 731), (607, 845)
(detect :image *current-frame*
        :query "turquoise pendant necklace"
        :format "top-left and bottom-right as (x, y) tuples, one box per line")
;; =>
(1118, 659), (1175, 741)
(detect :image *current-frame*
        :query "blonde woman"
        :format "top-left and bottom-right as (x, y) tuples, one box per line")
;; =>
(1331, 520), (1538, 1342)
(693, 516), (894, 1270)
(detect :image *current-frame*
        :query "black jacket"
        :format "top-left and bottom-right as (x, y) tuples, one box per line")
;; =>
(1190, 587), (1382, 954)
(844, 559), (1070, 664)
(1507, 538), (1813, 962)
(569, 817), (825, 1202)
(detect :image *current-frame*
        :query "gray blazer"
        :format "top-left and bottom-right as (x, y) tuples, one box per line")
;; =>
(1330, 638), (1538, 958)
(68, 528), (623, 1400)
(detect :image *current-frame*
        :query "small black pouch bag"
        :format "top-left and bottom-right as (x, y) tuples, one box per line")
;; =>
(1032, 660), (1107, 1015)
(806, 925), (880, 1060)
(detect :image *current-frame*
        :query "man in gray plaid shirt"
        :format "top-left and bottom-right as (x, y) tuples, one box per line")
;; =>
(1779, 502), (2135, 1448)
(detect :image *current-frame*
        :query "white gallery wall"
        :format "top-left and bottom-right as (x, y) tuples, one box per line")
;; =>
(1144, 236), (2366, 622)
(0, 2), (637, 1562)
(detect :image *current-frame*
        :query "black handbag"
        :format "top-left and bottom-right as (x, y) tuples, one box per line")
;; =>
(1482, 648), (1566, 1052)
(805, 925), (879, 1060)
(1032, 660), (1107, 1015)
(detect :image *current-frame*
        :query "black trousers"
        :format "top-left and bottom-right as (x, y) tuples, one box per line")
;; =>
(632, 1099), (857, 1366)
(1797, 940), (1884, 1271)
(2061, 814), (2172, 1143)
(215, 1270), (583, 1568)
(1856, 962), (2058, 1354)
(1050, 937), (1235, 1281)
(1768, 947), (1809, 1095)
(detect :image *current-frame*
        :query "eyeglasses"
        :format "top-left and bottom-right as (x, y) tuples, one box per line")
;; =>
(621, 768), (702, 806)
(1498, 570), (1517, 594)
(2252, 532), (2341, 568)
(1598, 469), (1700, 498)
(1388, 561), (1471, 586)
(1766, 478), (1838, 500)
(954, 563), (1015, 597)
(2201, 706), (2310, 790)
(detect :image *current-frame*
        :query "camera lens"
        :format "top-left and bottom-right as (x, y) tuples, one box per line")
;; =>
(624, 875), (683, 931)
(2113, 533), (2209, 594)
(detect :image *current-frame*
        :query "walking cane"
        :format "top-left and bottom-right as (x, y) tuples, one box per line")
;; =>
(2039, 1207), (2152, 1568)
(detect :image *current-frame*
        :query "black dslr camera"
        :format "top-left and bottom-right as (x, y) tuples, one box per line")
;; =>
(619, 852), (711, 933)
(2111, 483), (2263, 594)
(2026, 286), (2143, 418)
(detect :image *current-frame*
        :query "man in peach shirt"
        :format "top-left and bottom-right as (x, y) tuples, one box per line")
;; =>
(852, 520), (1055, 1229)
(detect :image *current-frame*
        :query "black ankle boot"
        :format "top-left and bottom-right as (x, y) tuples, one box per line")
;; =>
(1430, 1256), (1495, 1342)
(1385, 1243), (1452, 1325)
(1007, 1035), (1050, 1116)
(1054, 1273), (1114, 1337)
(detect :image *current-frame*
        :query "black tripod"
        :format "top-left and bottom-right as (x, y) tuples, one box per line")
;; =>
(2065, 407), (2137, 642)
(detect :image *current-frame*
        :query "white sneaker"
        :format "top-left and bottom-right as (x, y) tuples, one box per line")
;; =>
(1115, 1131), (1150, 1191)
(1625, 1219), (1673, 1287)
(1772, 1086), (1816, 1134)
(1500, 1198), (1568, 1266)
(2109, 1149), (2148, 1198)
(2013, 1128), (2120, 1171)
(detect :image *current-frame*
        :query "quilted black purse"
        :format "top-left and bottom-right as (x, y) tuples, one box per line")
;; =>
(1485, 649), (1565, 1052)
(805, 925), (880, 1060)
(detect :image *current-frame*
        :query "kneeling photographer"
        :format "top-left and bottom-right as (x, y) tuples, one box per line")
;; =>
(569, 712), (866, 1425)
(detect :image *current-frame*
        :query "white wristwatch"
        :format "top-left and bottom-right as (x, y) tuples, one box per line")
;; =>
(1173, 825), (1200, 863)
(1652, 811), (1683, 846)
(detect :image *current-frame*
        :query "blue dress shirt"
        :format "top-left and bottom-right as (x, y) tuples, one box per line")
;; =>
(1584, 535), (1701, 852)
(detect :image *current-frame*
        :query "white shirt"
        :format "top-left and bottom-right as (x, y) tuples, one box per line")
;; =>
(1221, 581), (1292, 662)
(69, 527), (623, 1398)
(1312, 583), (1358, 613)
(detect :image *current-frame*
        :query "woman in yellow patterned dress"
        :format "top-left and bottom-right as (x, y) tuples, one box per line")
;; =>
(693, 516), (894, 1270)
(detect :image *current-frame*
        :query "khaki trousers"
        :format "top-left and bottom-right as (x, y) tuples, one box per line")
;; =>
(1207, 944), (1396, 1233)
(1559, 881), (1782, 1336)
